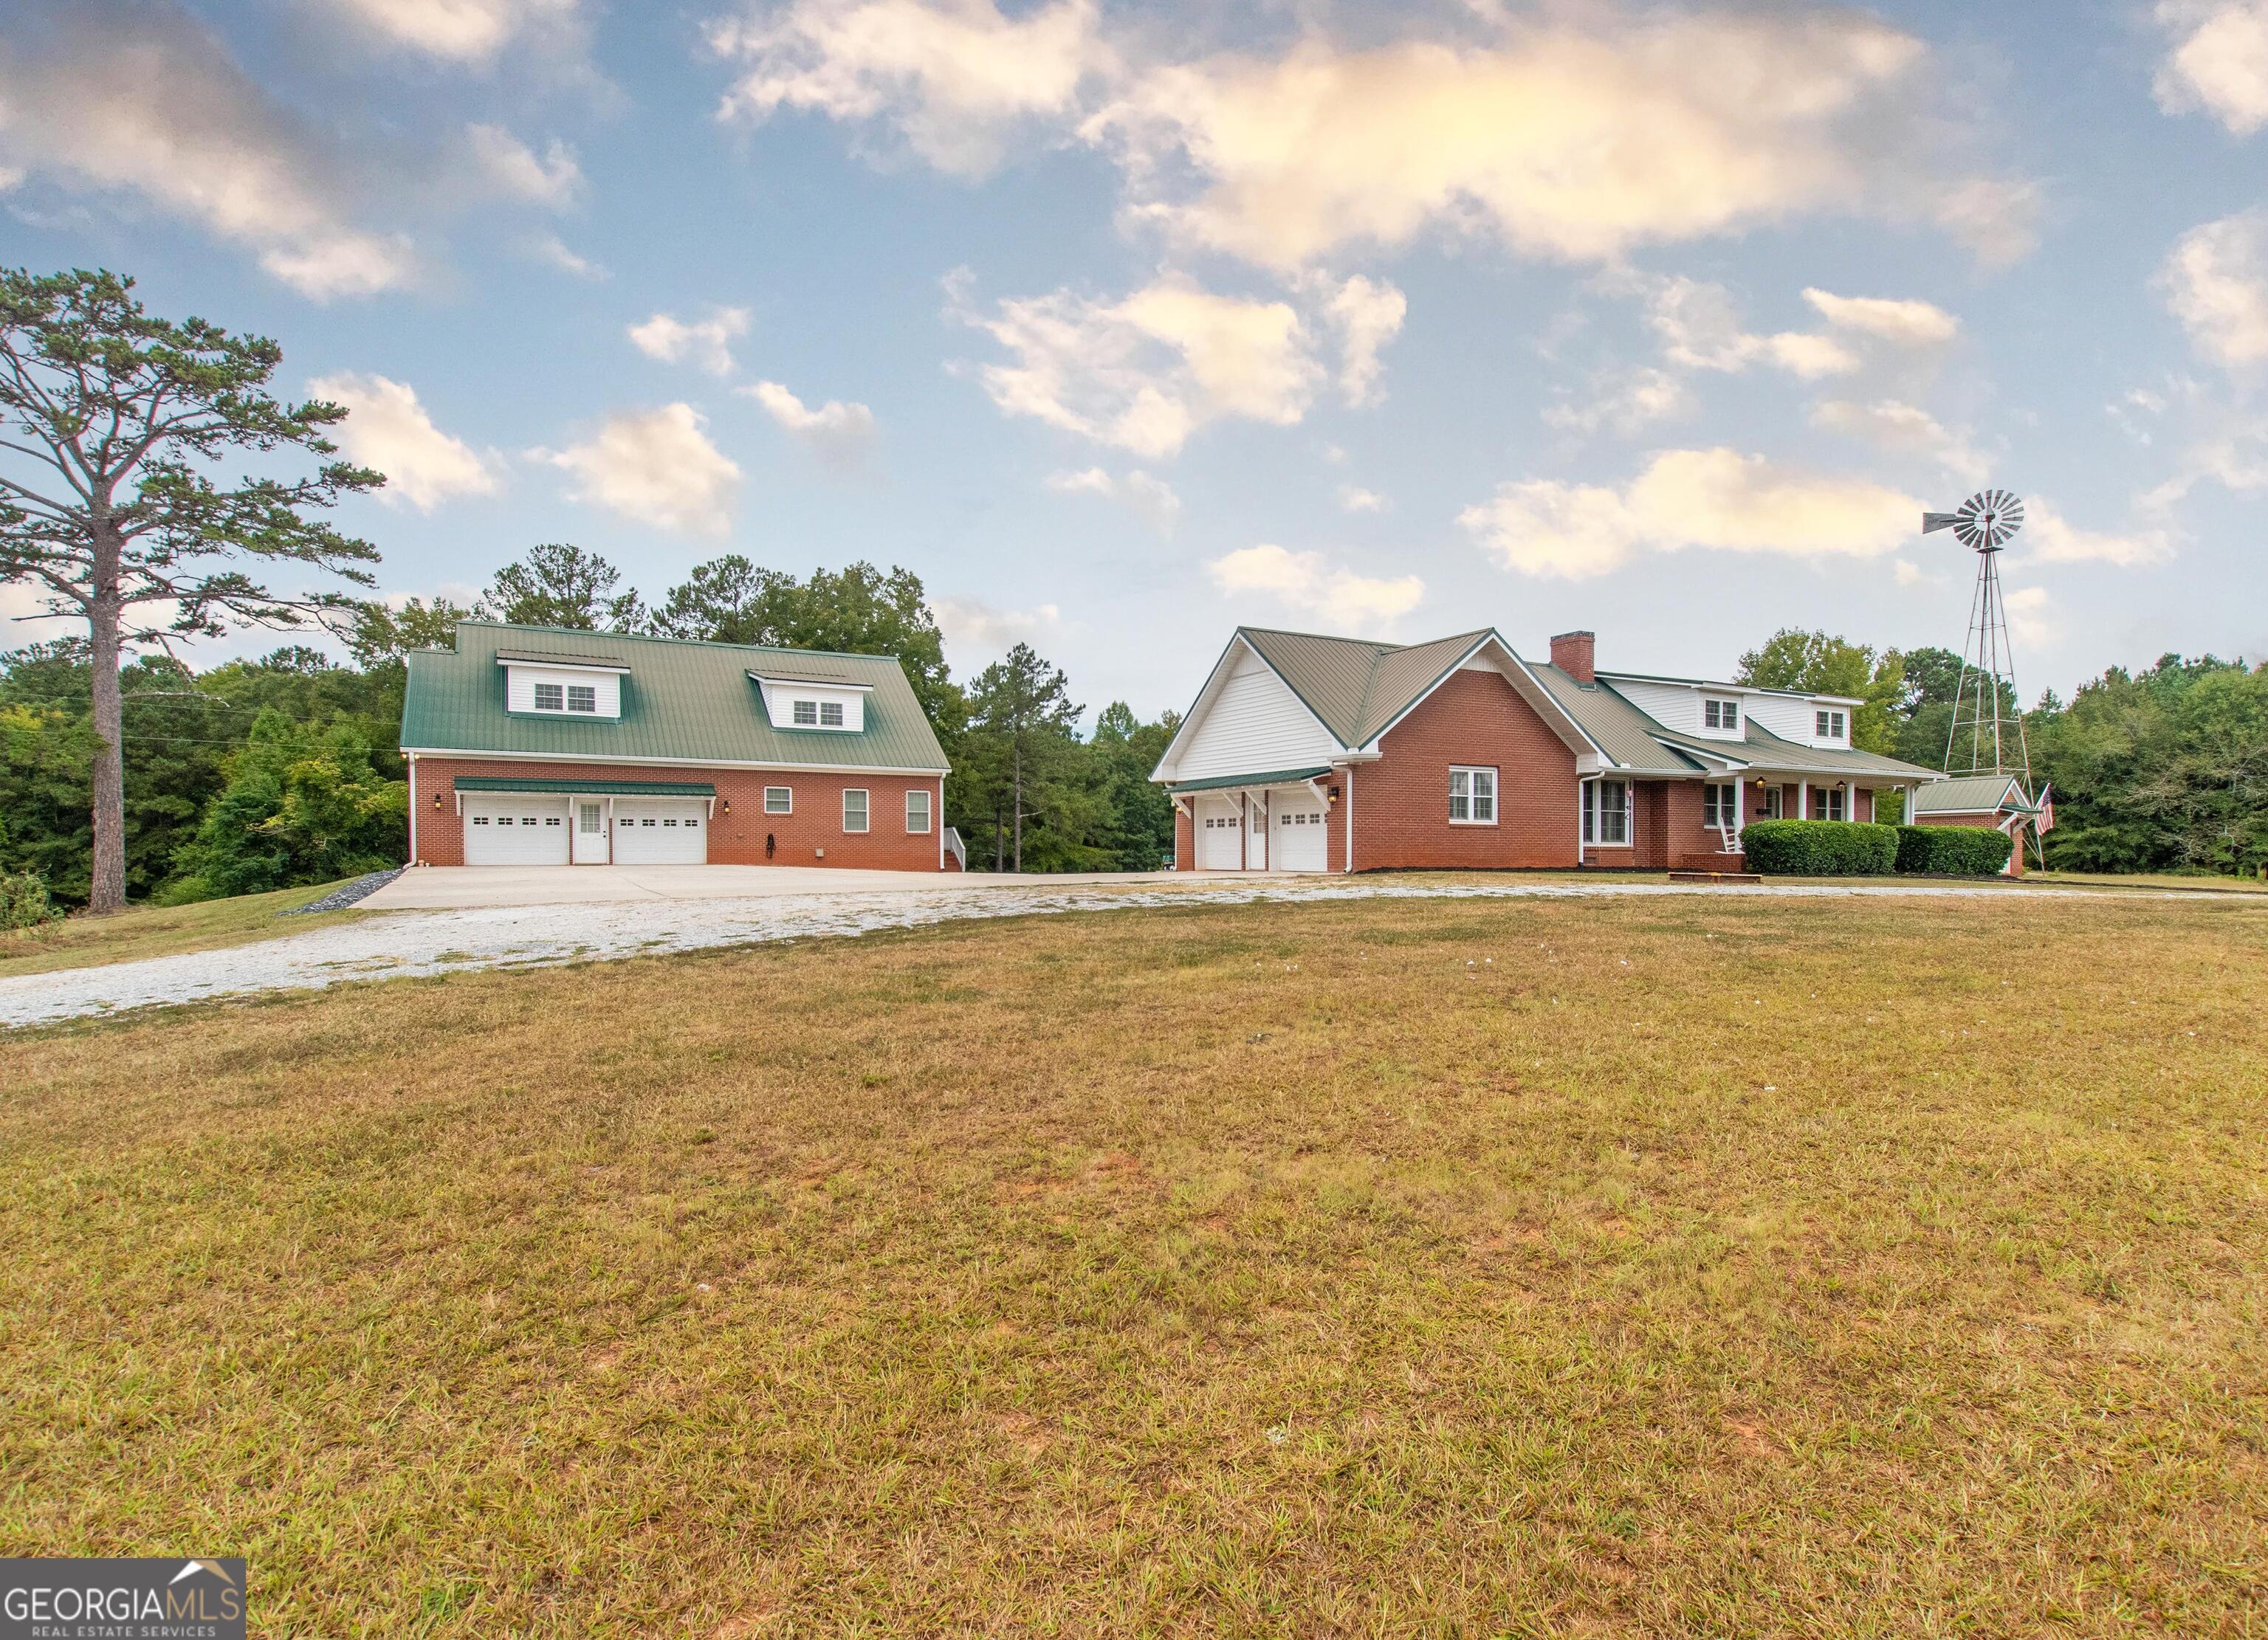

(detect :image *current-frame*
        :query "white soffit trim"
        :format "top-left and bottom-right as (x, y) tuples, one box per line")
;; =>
(401, 745), (949, 775)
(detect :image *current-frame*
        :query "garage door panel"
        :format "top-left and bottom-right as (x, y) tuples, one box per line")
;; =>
(464, 796), (570, 866)
(614, 799), (708, 864)
(1197, 799), (1243, 869)
(1272, 793), (1327, 872)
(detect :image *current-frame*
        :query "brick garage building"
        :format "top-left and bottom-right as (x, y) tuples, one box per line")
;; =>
(401, 621), (956, 871)
(1153, 626), (1940, 874)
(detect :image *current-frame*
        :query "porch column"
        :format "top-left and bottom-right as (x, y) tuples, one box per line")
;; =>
(1798, 779), (1809, 821)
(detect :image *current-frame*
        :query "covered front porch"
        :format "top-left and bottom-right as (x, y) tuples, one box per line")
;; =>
(1169, 766), (1342, 873)
(1577, 772), (1930, 870)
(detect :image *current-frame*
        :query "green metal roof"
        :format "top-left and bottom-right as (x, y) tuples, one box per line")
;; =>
(1910, 774), (2030, 814)
(452, 776), (717, 796)
(1525, 666), (1707, 774)
(1168, 765), (1333, 794)
(403, 621), (949, 773)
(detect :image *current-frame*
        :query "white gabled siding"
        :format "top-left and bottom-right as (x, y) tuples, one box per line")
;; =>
(1169, 647), (1339, 782)
(505, 665), (622, 717)
(1742, 693), (1813, 743)
(755, 680), (867, 732)
(1609, 678), (1707, 736)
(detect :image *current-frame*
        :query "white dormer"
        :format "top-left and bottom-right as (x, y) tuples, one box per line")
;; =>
(1808, 704), (1852, 747)
(498, 651), (627, 719)
(752, 672), (871, 733)
(1595, 675), (1751, 742)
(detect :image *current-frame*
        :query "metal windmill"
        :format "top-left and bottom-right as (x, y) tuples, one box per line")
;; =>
(1922, 489), (2033, 783)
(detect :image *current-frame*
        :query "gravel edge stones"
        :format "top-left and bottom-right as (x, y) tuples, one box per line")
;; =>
(280, 868), (406, 915)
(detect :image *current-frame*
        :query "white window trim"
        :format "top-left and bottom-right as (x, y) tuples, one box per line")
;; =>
(1815, 709), (1847, 740)
(842, 788), (870, 833)
(906, 788), (932, 834)
(1449, 765), (1499, 826)
(763, 786), (792, 815)
(532, 682), (564, 712)
(1704, 697), (1741, 731)
(566, 684), (597, 714)
(1582, 777), (1634, 847)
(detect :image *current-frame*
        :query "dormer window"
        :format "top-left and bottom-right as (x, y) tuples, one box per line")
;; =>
(756, 672), (870, 732)
(1704, 698), (1741, 731)
(503, 652), (627, 719)
(1815, 709), (1847, 740)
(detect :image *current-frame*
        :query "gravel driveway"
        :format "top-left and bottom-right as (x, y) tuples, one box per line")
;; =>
(0, 878), (2190, 1030)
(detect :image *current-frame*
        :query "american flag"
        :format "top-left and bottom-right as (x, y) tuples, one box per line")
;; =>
(2033, 782), (2055, 835)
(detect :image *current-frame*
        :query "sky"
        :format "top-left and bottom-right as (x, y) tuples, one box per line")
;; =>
(1, 0), (2264, 722)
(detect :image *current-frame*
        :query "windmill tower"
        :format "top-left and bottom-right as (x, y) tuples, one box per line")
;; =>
(1922, 489), (2032, 783)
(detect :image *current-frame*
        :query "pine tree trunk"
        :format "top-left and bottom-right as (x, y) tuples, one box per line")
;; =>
(86, 528), (128, 914)
(1011, 737), (1024, 872)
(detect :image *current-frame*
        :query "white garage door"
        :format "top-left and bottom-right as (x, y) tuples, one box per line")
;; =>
(1197, 799), (1244, 869)
(464, 796), (569, 866)
(614, 799), (708, 864)
(1272, 792), (1328, 872)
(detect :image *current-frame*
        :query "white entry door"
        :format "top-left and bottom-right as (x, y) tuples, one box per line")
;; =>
(464, 796), (570, 866)
(1197, 799), (1243, 869)
(571, 799), (609, 864)
(614, 799), (708, 864)
(1272, 791), (1328, 872)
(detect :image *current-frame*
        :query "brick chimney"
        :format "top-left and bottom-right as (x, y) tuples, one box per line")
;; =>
(1550, 630), (1596, 685)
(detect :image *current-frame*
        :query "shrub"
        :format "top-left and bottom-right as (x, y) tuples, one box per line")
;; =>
(1895, 824), (2013, 876)
(1739, 819), (1897, 876)
(0, 869), (61, 930)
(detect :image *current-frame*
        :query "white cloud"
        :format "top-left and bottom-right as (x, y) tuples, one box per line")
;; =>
(2155, 1), (2268, 134)
(1336, 484), (1388, 514)
(533, 403), (741, 537)
(2003, 584), (2053, 648)
(1459, 447), (1917, 579)
(628, 307), (752, 376)
(1208, 543), (1423, 630)
(715, 5), (2019, 272)
(466, 123), (582, 207)
(740, 379), (879, 466)
(953, 271), (1323, 458)
(708, 0), (1104, 176)
(1044, 466), (1181, 534)
(312, 0), (583, 65)
(2020, 500), (2174, 568)
(2162, 211), (2268, 368)
(527, 232), (608, 278)
(1085, 13), (1980, 271)
(1643, 278), (1858, 379)
(1322, 275), (1406, 406)
(1801, 287), (1959, 345)
(309, 373), (501, 511)
(932, 596), (1064, 661)
(1544, 367), (1692, 436)
(0, 7), (416, 299)
(1893, 558), (1926, 588)
(1810, 399), (1987, 482)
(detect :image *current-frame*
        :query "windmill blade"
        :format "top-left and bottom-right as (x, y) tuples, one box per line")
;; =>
(1921, 512), (1962, 534)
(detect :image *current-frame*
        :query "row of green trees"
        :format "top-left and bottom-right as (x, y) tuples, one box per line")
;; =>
(0, 541), (1185, 903)
(1736, 629), (2267, 875)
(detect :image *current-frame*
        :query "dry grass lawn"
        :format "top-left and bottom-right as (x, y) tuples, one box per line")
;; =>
(2, 891), (2264, 1636)
(0, 879), (371, 979)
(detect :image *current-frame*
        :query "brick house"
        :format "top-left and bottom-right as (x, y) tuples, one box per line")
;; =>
(1907, 773), (2041, 877)
(1152, 626), (1942, 873)
(401, 621), (958, 870)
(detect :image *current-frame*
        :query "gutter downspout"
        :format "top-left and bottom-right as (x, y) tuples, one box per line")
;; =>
(1344, 764), (1355, 874)
(407, 751), (419, 865)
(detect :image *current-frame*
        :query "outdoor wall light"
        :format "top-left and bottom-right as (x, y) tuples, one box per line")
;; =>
(718, 799), (730, 814)
(433, 792), (442, 808)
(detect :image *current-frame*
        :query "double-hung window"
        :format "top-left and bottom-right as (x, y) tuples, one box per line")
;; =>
(764, 787), (791, 815)
(1449, 766), (1497, 824)
(793, 700), (819, 726)
(1583, 779), (1631, 846)
(532, 682), (563, 712)
(566, 684), (597, 713)
(842, 789), (869, 833)
(819, 701), (845, 728)
(1818, 787), (1847, 821)
(906, 789), (932, 833)
(1702, 783), (1736, 829)
(1704, 698), (1740, 731)
(1815, 709), (1846, 740)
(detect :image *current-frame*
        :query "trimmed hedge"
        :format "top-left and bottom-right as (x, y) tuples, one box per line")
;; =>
(1895, 824), (2013, 876)
(1739, 819), (1897, 876)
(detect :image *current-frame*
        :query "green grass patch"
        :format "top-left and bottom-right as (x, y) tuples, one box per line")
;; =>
(0, 878), (377, 979)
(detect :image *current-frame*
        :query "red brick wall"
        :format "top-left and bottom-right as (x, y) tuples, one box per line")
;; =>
(1173, 802), (1194, 871)
(411, 757), (946, 869)
(1353, 669), (1580, 869)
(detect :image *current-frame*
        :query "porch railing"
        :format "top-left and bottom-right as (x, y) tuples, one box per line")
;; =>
(943, 826), (967, 870)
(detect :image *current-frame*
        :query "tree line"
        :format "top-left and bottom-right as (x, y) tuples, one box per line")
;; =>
(0, 541), (1183, 904)
(1736, 629), (2267, 875)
